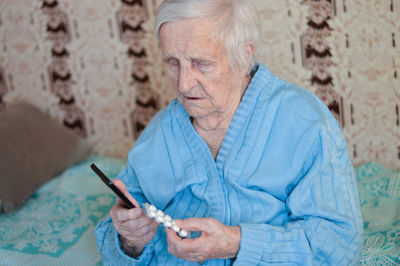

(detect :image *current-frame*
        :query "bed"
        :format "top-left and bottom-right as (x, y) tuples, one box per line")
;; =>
(0, 156), (398, 265)
(0, 155), (126, 265)
(355, 163), (400, 265)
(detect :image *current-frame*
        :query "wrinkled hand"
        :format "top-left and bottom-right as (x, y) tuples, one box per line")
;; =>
(110, 179), (159, 257)
(166, 217), (241, 262)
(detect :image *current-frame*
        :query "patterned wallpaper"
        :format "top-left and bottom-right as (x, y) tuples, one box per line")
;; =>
(0, 0), (399, 170)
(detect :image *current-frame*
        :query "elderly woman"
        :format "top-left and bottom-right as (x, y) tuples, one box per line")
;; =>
(95, 0), (363, 265)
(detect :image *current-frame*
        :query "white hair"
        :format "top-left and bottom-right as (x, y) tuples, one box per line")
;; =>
(155, 0), (260, 71)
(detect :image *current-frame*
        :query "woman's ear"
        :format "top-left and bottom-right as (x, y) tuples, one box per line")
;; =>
(244, 42), (255, 74)
(245, 42), (255, 64)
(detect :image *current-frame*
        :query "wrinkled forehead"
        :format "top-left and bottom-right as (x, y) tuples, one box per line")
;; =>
(159, 18), (225, 57)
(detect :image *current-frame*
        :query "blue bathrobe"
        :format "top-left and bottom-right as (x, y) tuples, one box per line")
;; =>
(95, 64), (363, 265)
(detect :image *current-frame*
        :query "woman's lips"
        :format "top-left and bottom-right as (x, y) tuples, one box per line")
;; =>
(186, 96), (202, 100)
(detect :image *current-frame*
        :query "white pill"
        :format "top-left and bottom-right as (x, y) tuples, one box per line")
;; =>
(171, 224), (180, 233)
(178, 230), (188, 238)
(155, 215), (164, 223)
(164, 220), (172, 228)
(147, 210), (156, 218)
(149, 205), (157, 212)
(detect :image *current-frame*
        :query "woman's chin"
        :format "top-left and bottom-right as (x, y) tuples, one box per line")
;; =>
(182, 102), (208, 118)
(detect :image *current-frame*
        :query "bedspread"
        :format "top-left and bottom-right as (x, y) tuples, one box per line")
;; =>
(0, 158), (399, 265)
(356, 163), (400, 265)
(0, 156), (126, 265)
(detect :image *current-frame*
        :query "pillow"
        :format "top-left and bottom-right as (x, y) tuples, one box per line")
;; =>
(0, 102), (90, 213)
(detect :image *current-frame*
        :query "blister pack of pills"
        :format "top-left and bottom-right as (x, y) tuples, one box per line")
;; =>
(142, 203), (190, 238)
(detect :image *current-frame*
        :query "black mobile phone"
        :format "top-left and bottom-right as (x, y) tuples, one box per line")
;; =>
(90, 163), (136, 209)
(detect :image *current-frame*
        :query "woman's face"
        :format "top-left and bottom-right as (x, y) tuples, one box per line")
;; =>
(159, 18), (247, 120)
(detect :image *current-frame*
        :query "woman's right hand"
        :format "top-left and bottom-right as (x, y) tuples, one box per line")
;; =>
(110, 179), (159, 257)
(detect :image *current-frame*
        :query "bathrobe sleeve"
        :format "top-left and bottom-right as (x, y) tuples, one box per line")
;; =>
(94, 165), (156, 265)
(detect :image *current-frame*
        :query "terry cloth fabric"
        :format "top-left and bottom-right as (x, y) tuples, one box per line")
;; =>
(95, 64), (363, 265)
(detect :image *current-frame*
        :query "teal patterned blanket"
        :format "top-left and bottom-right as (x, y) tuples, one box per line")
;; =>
(0, 157), (399, 265)
(356, 163), (400, 265)
(0, 156), (126, 265)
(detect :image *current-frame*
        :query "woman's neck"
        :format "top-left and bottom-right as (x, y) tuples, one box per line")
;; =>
(193, 117), (231, 160)
(192, 74), (251, 160)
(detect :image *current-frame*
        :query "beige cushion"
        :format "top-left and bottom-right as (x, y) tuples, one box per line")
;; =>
(0, 102), (90, 213)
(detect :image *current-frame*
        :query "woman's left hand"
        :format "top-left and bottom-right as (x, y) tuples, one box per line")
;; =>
(166, 217), (241, 262)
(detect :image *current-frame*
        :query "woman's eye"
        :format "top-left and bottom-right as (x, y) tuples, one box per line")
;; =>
(194, 60), (213, 71)
(166, 59), (179, 66)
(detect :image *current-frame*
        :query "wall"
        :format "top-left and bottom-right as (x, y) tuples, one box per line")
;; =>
(0, 0), (399, 169)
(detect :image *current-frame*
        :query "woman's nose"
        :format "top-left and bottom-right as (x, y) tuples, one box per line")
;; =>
(178, 67), (197, 93)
